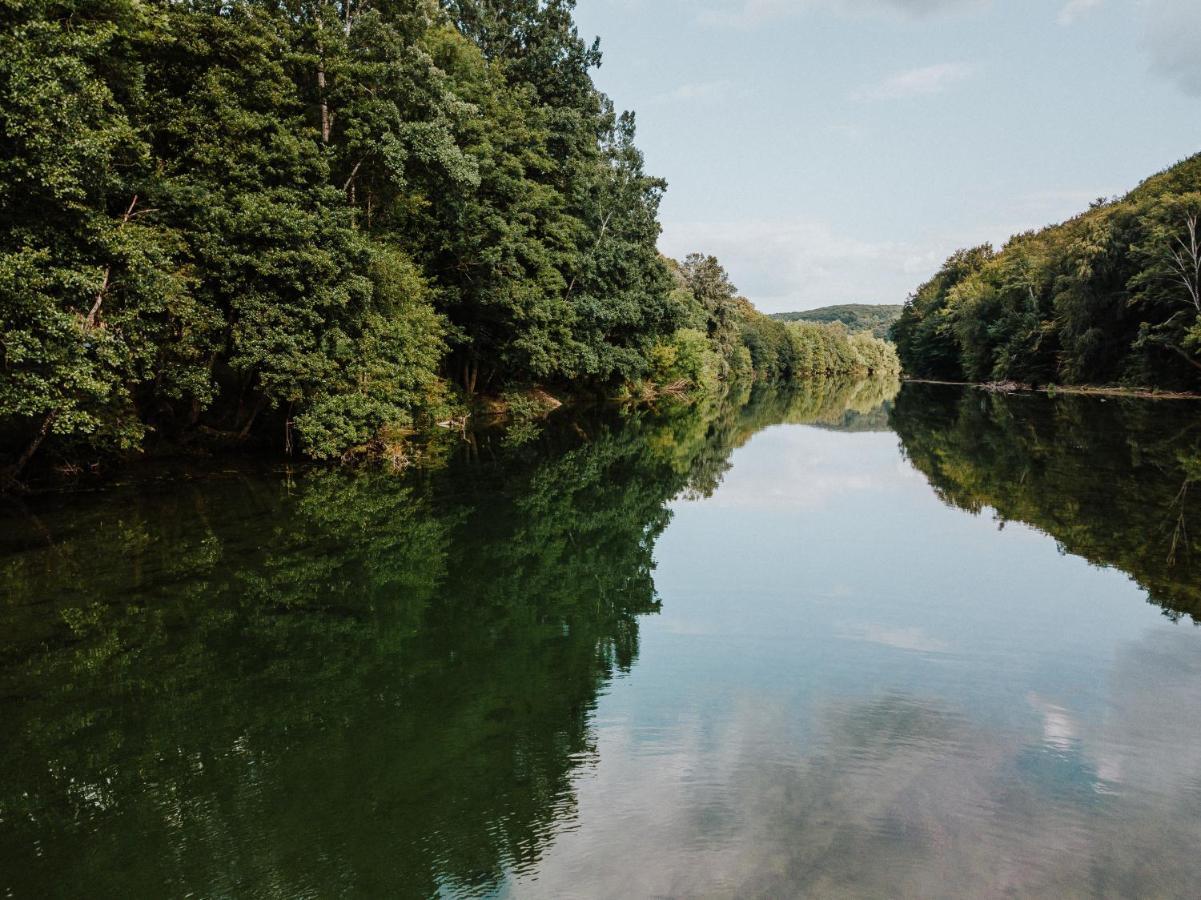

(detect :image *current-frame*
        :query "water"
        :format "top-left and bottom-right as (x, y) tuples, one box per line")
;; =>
(1, 381), (1199, 898)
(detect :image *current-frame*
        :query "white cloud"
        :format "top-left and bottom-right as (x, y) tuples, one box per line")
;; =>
(852, 62), (975, 101)
(1141, 0), (1201, 97)
(511, 633), (1201, 899)
(658, 217), (946, 311)
(698, 428), (896, 510)
(648, 80), (736, 104)
(1057, 0), (1101, 26)
(656, 195), (1094, 312)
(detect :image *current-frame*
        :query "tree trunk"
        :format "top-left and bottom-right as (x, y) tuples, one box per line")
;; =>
(237, 395), (268, 439)
(317, 61), (330, 143)
(1166, 343), (1201, 373)
(86, 195), (139, 331)
(3, 410), (57, 490)
(316, 13), (331, 144)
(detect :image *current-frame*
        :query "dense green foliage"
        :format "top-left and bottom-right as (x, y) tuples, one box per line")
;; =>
(893, 385), (1201, 622)
(0, 1), (897, 483)
(892, 155), (1201, 390)
(772, 304), (902, 339)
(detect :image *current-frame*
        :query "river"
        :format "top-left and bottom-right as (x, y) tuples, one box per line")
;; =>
(1, 380), (1199, 898)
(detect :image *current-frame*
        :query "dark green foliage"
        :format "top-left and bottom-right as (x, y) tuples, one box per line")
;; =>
(0, 0), (682, 477)
(892, 155), (1201, 390)
(772, 304), (903, 339)
(0, 0), (194, 458)
(0, 0), (858, 483)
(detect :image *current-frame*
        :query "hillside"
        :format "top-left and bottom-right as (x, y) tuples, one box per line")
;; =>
(772, 305), (903, 339)
(892, 153), (1201, 391)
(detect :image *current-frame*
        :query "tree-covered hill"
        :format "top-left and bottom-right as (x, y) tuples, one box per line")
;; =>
(892, 154), (1201, 391)
(0, 0), (896, 485)
(772, 304), (902, 339)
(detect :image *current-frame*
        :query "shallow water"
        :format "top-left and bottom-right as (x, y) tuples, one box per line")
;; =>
(1, 381), (1199, 898)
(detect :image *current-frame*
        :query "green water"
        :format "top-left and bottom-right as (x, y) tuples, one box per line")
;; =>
(1, 381), (1199, 898)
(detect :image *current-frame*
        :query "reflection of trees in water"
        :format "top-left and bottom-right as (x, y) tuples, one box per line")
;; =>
(891, 384), (1201, 622)
(0, 377), (898, 898)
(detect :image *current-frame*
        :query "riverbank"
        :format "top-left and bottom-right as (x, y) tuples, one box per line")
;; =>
(903, 378), (1201, 401)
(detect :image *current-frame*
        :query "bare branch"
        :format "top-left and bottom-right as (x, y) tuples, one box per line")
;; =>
(86, 195), (138, 330)
(342, 158), (364, 193)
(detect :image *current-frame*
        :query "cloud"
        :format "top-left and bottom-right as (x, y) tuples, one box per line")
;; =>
(852, 62), (975, 101)
(698, 0), (985, 29)
(1141, 0), (1201, 96)
(1057, 0), (1101, 26)
(514, 638), (1201, 899)
(659, 217), (935, 311)
(657, 183), (1110, 312)
(648, 80), (736, 104)
(697, 427), (899, 511)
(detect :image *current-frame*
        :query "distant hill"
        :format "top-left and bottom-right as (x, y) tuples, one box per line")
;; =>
(771, 304), (903, 339)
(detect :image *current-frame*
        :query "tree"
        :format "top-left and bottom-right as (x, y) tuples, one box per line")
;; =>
(892, 156), (1201, 391)
(0, 0), (193, 484)
(891, 245), (993, 381)
(678, 253), (741, 370)
(1130, 192), (1201, 375)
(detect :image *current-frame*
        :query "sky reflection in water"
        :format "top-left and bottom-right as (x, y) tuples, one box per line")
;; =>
(513, 415), (1201, 898)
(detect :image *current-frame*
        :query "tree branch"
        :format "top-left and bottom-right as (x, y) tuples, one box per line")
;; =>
(86, 195), (138, 331)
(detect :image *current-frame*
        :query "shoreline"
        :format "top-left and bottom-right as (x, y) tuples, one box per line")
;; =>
(903, 378), (1201, 401)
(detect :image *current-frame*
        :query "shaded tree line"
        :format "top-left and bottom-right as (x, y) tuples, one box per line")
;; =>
(0, 0), (897, 484)
(892, 154), (1201, 391)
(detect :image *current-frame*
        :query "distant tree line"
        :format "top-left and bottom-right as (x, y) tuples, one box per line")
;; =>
(891, 154), (1201, 391)
(0, 0), (896, 483)
(772, 304), (902, 339)
(640, 256), (899, 399)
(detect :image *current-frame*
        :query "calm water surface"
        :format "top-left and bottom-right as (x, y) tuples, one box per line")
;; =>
(2, 381), (1200, 898)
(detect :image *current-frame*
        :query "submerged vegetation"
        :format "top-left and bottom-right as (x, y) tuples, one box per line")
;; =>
(891, 154), (1201, 392)
(0, 0), (895, 485)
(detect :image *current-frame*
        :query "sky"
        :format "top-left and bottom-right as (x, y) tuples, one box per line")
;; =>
(573, 0), (1201, 312)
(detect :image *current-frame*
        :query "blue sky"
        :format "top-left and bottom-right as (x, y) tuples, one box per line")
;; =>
(573, 0), (1201, 312)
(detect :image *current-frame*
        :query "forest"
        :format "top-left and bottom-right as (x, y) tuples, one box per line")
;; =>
(0, 0), (896, 484)
(891, 154), (1201, 392)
